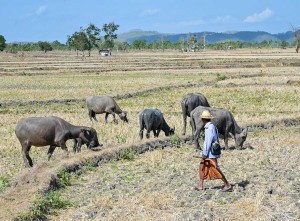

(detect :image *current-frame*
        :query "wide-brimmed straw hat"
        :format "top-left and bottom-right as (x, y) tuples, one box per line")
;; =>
(200, 110), (213, 119)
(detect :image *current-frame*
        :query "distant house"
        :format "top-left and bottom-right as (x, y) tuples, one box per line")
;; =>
(99, 49), (111, 56)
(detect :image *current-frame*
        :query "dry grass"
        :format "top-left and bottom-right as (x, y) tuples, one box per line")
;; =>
(0, 49), (299, 220)
(47, 126), (300, 221)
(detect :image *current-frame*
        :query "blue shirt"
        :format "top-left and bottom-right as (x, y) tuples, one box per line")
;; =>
(203, 122), (220, 158)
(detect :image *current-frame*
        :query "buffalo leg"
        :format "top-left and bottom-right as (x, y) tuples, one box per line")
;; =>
(146, 123), (153, 139)
(88, 110), (93, 121)
(139, 117), (144, 140)
(146, 127), (151, 139)
(182, 113), (187, 135)
(146, 130), (151, 139)
(73, 139), (77, 153)
(77, 139), (82, 152)
(105, 113), (109, 124)
(89, 110), (97, 122)
(193, 128), (201, 150)
(106, 110), (118, 124)
(22, 144), (32, 167)
(139, 129), (143, 140)
(48, 145), (56, 161)
(57, 141), (69, 157)
(224, 133), (229, 150)
(156, 129), (162, 137)
(153, 130), (158, 137)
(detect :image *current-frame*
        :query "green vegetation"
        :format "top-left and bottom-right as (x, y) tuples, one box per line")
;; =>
(102, 22), (119, 49)
(170, 133), (181, 147)
(0, 176), (10, 192)
(0, 34), (6, 51)
(85, 160), (96, 171)
(57, 169), (72, 187)
(37, 41), (53, 53)
(119, 148), (136, 161)
(66, 22), (119, 55)
(14, 191), (72, 221)
(216, 73), (227, 81)
(116, 134), (127, 144)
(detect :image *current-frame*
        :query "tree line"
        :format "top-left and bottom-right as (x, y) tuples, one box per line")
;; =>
(1, 25), (300, 54)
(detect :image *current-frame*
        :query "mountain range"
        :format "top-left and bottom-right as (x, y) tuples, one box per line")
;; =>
(117, 29), (296, 44)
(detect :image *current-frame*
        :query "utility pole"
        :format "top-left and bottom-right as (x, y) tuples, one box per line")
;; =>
(161, 35), (164, 52)
(203, 33), (206, 51)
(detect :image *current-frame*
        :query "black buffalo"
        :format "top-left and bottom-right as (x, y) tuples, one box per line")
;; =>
(73, 133), (102, 153)
(86, 96), (128, 124)
(15, 116), (100, 167)
(181, 93), (210, 135)
(139, 108), (175, 139)
(190, 106), (247, 150)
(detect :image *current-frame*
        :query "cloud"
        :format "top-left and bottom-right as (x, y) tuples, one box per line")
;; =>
(178, 19), (206, 27)
(36, 5), (48, 15)
(178, 16), (235, 27)
(244, 8), (274, 23)
(214, 15), (235, 23)
(140, 9), (160, 17)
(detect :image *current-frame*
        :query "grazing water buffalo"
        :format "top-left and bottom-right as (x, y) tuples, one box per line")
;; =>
(181, 93), (210, 135)
(86, 96), (128, 124)
(15, 116), (100, 167)
(139, 108), (175, 139)
(190, 106), (247, 150)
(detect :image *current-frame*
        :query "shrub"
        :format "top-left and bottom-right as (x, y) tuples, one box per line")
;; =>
(116, 134), (127, 144)
(216, 73), (227, 81)
(0, 176), (10, 192)
(85, 160), (96, 171)
(119, 148), (136, 161)
(170, 134), (181, 147)
(15, 191), (72, 221)
(57, 169), (71, 187)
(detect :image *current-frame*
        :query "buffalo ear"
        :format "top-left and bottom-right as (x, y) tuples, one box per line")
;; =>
(81, 127), (91, 135)
(242, 128), (248, 137)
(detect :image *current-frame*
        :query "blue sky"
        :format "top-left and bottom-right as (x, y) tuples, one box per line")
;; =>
(1, 0), (299, 43)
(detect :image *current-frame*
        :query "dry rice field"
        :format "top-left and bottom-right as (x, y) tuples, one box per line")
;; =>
(0, 49), (299, 221)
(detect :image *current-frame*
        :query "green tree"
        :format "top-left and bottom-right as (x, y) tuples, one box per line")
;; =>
(21, 43), (32, 52)
(115, 41), (129, 51)
(86, 23), (101, 56)
(5, 43), (19, 53)
(38, 41), (53, 53)
(67, 29), (90, 56)
(280, 40), (288, 49)
(131, 40), (147, 50)
(51, 40), (67, 50)
(0, 35), (6, 51)
(102, 22), (119, 49)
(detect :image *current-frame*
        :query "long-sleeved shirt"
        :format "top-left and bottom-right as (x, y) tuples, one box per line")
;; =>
(202, 122), (220, 158)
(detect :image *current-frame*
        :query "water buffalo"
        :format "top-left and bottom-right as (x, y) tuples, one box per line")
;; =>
(139, 108), (175, 139)
(15, 116), (100, 167)
(181, 93), (210, 135)
(190, 106), (247, 150)
(86, 96), (128, 124)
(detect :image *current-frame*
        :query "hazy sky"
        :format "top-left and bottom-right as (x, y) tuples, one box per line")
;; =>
(1, 0), (299, 42)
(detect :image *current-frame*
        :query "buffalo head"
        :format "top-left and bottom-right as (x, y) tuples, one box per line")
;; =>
(235, 127), (248, 149)
(165, 127), (175, 137)
(119, 111), (129, 123)
(81, 128), (101, 149)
